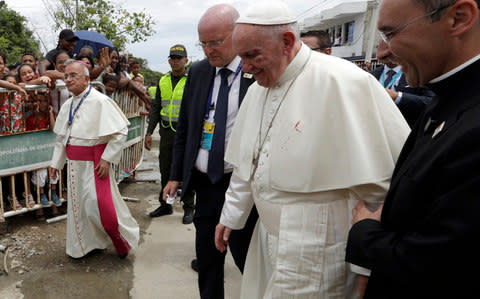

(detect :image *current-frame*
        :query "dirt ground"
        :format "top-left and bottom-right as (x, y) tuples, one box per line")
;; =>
(0, 180), (159, 299)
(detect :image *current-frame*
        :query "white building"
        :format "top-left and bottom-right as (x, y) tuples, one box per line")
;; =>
(301, 0), (380, 62)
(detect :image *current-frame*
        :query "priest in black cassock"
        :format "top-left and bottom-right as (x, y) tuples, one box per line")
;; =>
(346, 0), (480, 298)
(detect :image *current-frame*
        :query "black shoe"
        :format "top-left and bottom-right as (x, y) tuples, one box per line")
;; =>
(149, 205), (173, 218)
(182, 209), (194, 224)
(119, 253), (128, 259)
(191, 259), (198, 272)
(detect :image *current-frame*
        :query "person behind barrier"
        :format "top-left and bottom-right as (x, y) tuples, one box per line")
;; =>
(101, 48), (151, 109)
(0, 73), (28, 135)
(102, 74), (119, 99)
(0, 51), (7, 77)
(39, 29), (78, 74)
(76, 55), (95, 74)
(17, 63), (52, 89)
(214, 1), (410, 297)
(0, 71), (33, 210)
(49, 59), (139, 259)
(26, 91), (62, 219)
(129, 60), (144, 80)
(21, 53), (38, 73)
(145, 44), (195, 224)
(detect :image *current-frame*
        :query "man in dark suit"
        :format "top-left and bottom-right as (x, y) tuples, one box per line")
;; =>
(370, 39), (435, 127)
(347, 0), (480, 298)
(163, 4), (258, 299)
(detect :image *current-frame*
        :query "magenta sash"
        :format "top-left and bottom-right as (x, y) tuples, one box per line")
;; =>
(66, 144), (130, 255)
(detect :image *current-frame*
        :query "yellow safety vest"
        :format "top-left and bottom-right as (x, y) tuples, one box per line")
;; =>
(148, 86), (157, 99)
(159, 73), (186, 131)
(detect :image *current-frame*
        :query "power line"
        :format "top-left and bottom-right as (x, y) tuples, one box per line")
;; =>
(297, 0), (336, 18)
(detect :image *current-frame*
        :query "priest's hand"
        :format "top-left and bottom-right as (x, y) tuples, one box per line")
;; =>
(144, 134), (152, 151)
(95, 159), (110, 179)
(215, 223), (232, 253)
(352, 200), (383, 225)
(163, 180), (179, 201)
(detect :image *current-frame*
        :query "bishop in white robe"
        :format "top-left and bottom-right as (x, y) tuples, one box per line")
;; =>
(50, 60), (139, 259)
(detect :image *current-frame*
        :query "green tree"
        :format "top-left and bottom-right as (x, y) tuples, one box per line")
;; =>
(51, 0), (156, 50)
(0, 3), (41, 65)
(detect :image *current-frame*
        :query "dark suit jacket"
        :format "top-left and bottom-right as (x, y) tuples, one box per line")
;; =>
(347, 60), (480, 298)
(170, 58), (255, 196)
(371, 65), (434, 127)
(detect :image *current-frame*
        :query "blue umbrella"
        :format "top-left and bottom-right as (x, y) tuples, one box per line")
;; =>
(73, 30), (114, 58)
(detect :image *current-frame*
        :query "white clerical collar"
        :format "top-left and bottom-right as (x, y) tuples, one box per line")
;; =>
(384, 64), (402, 74)
(430, 53), (480, 83)
(275, 43), (310, 87)
(216, 56), (241, 76)
(72, 85), (91, 100)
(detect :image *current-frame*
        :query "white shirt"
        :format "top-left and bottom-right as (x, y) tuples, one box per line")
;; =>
(195, 56), (242, 174)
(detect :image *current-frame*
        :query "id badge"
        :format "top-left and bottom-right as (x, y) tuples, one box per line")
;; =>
(200, 121), (215, 150)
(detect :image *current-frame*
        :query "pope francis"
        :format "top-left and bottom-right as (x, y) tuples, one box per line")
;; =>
(49, 60), (139, 259)
(214, 1), (411, 298)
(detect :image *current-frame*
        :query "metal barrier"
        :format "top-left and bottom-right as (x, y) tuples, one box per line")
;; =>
(110, 89), (147, 183)
(0, 82), (146, 219)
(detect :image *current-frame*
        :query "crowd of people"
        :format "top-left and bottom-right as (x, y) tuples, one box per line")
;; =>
(3, 0), (480, 297)
(0, 29), (151, 216)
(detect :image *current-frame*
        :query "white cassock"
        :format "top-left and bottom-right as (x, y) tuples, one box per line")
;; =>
(220, 44), (411, 298)
(50, 86), (139, 258)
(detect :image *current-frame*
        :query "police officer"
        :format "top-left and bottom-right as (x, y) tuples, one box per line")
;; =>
(145, 44), (195, 224)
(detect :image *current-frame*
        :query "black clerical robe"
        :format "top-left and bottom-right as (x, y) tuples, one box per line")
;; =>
(346, 58), (480, 298)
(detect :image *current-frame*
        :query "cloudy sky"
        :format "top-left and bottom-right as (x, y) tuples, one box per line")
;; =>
(5, 0), (327, 73)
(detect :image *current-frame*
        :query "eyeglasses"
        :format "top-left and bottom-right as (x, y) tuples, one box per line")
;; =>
(197, 33), (232, 49)
(64, 72), (81, 80)
(379, 4), (453, 44)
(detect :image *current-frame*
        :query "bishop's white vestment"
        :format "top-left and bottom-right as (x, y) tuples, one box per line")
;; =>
(220, 44), (411, 298)
(51, 86), (139, 258)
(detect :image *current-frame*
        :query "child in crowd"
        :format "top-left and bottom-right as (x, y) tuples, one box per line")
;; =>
(0, 72), (33, 210)
(17, 63), (52, 88)
(49, 51), (71, 114)
(103, 73), (119, 99)
(26, 91), (62, 212)
(0, 74), (28, 135)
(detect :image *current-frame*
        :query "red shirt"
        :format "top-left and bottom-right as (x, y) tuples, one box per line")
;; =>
(26, 113), (49, 131)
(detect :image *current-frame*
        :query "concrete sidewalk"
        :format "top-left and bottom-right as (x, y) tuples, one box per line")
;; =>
(130, 197), (242, 299)
(130, 144), (242, 298)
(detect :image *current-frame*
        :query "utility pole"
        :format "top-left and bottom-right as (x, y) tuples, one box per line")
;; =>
(365, 0), (379, 62)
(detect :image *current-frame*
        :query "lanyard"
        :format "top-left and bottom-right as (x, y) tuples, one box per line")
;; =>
(204, 63), (242, 120)
(68, 85), (92, 126)
(380, 70), (403, 89)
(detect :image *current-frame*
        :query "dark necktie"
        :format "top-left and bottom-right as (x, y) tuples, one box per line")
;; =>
(384, 69), (396, 87)
(207, 68), (232, 184)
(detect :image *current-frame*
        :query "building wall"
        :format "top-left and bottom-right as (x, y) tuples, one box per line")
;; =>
(330, 13), (366, 58)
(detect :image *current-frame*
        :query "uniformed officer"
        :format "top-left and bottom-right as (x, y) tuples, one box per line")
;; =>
(145, 44), (195, 224)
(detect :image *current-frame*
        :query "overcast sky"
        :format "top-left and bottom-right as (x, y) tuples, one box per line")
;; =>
(5, 0), (325, 73)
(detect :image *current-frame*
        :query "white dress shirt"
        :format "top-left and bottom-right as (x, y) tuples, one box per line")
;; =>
(195, 56), (242, 174)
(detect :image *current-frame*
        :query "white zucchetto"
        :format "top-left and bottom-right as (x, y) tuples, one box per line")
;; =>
(236, 0), (297, 25)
